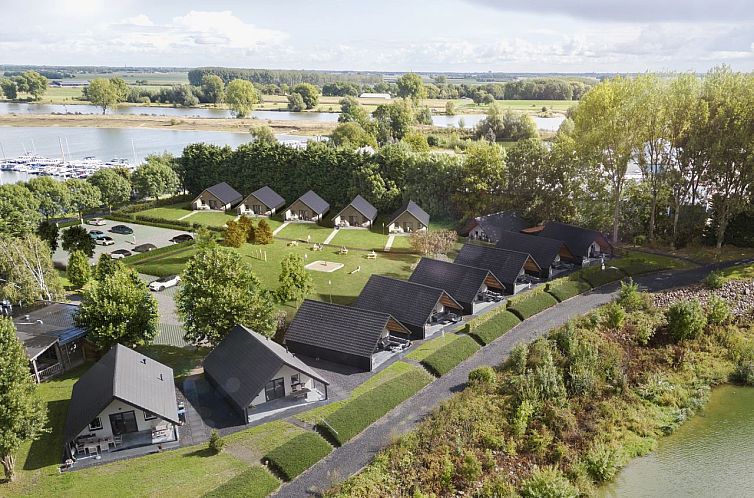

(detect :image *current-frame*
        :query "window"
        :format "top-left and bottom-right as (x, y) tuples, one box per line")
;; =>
(109, 411), (138, 435)
(144, 411), (157, 421)
(89, 417), (103, 431)
(264, 378), (285, 402)
(291, 373), (300, 386)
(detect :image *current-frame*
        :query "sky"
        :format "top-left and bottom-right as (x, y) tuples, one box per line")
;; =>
(1, 0), (753, 73)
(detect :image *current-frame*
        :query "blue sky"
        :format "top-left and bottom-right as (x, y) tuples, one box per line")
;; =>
(1, 0), (753, 72)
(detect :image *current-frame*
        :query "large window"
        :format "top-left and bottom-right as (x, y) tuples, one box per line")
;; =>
(264, 378), (285, 402)
(89, 417), (103, 431)
(144, 411), (157, 421)
(109, 411), (138, 435)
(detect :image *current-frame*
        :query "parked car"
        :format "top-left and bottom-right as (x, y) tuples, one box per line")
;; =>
(169, 233), (193, 243)
(86, 218), (107, 226)
(149, 275), (181, 291)
(110, 249), (132, 259)
(109, 225), (134, 235)
(133, 243), (157, 253)
(88, 230), (105, 240)
(95, 236), (115, 246)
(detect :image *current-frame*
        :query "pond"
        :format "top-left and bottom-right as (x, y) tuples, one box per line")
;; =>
(600, 384), (754, 497)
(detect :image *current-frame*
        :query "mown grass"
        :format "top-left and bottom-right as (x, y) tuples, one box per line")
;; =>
(276, 222), (334, 243)
(467, 310), (521, 345)
(420, 335), (480, 376)
(330, 228), (389, 251)
(507, 291), (559, 320)
(546, 277), (592, 302)
(717, 262), (754, 283)
(200, 467), (280, 498)
(406, 333), (462, 361)
(579, 267), (627, 288)
(263, 432), (332, 481)
(188, 211), (238, 228)
(614, 250), (695, 276)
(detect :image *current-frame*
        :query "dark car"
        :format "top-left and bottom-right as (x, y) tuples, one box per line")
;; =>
(110, 225), (134, 235)
(169, 234), (193, 243)
(110, 249), (132, 260)
(133, 243), (157, 253)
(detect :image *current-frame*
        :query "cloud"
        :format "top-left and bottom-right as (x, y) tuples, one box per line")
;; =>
(465, 0), (754, 22)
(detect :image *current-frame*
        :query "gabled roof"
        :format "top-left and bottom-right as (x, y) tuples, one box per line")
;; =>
(455, 243), (540, 287)
(389, 200), (430, 227)
(539, 222), (612, 258)
(204, 325), (329, 411)
(202, 182), (243, 205)
(496, 231), (572, 270)
(409, 258), (504, 305)
(13, 302), (85, 360)
(64, 345), (178, 442)
(285, 300), (408, 358)
(294, 190), (330, 215)
(461, 211), (530, 240)
(353, 275), (462, 330)
(247, 186), (285, 210)
(334, 195), (378, 222)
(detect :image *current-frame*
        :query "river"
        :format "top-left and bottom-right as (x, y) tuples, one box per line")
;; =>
(600, 385), (754, 497)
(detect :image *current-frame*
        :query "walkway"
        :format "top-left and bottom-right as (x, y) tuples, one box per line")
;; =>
(273, 262), (738, 497)
(272, 221), (291, 236)
(177, 211), (198, 221)
(384, 234), (395, 252)
(322, 228), (339, 245)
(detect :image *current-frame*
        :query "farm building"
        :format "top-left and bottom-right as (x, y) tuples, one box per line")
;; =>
(203, 325), (329, 424)
(454, 243), (541, 294)
(285, 300), (411, 372)
(333, 195), (378, 228)
(460, 211), (530, 242)
(236, 186), (285, 216)
(495, 231), (575, 278)
(191, 182), (243, 211)
(408, 258), (505, 315)
(531, 222), (613, 263)
(353, 275), (463, 339)
(359, 92), (391, 99)
(387, 200), (429, 234)
(284, 190), (330, 222)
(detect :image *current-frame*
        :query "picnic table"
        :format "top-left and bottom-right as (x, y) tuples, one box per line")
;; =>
(337, 246), (348, 255)
(366, 251), (377, 259)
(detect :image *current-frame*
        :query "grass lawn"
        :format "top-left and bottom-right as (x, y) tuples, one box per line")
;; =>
(137, 344), (209, 378)
(389, 234), (413, 251)
(420, 335), (480, 377)
(406, 333), (462, 362)
(330, 228), (388, 251)
(615, 250), (696, 275)
(136, 203), (193, 221)
(130, 243), (200, 277)
(187, 211), (238, 228)
(717, 262), (754, 283)
(276, 222), (333, 244)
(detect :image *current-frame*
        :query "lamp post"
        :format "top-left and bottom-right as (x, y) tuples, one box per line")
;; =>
(328, 280), (332, 304)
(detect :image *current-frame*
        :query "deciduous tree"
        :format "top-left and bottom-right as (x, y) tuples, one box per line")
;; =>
(65, 178), (102, 223)
(27, 176), (70, 220)
(67, 250), (92, 288)
(61, 225), (94, 257)
(277, 254), (313, 303)
(453, 141), (507, 219)
(132, 154), (180, 201)
(35, 220), (59, 251)
(291, 83), (320, 109)
(330, 122), (377, 149)
(396, 73), (427, 102)
(0, 234), (63, 304)
(85, 78), (126, 114)
(88, 168), (131, 213)
(0, 183), (40, 237)
(249, 125), (277, 144)
(201, 74), (225, 105)
(94, 253), (123, 281)
(225, 79), (258, 118)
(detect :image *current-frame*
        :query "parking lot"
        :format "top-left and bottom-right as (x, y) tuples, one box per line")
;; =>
(53, 220), (193, 266)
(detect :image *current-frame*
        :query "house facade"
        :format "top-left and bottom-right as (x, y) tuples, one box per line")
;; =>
(284, 190), (330, 222)
(462, 211), (530, 243)
(236, 186), (285, 216)
(191, 182), (243, 211)
(387, 200), (430, 234)
(333, 195), (378, 229)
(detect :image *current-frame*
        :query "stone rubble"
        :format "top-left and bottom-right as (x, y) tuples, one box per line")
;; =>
(653, 279), (754, 317)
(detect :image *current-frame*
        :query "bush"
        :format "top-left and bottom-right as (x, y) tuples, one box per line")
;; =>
(732, 357), (754, 385)
(666, 300), (707, 342)
(706, 295), (730, 326)
(629, 311), (662, 346)
(546, 278), (591, 302)
(421, 335), (480, 376)
(583, 441), (621, 482)
(580, 267), (625, 288)
(263, 432), (332, 481)
(507, 292), (559, 320)
(469, 366), (497, 385)
(603, 302), (626, 329)
(705, 271), (725, 290)
(209, 430), (225, 454)
(460, 451), (482, 481)
(520, 466), (578, 498)
(508, 343), (529, 375)
(468, 310), (521, 345)
(617, 279), (650, 311)
(318, 370), (431, 445)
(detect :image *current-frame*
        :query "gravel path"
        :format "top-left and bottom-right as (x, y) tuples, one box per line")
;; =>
(274, 261), (748, 497)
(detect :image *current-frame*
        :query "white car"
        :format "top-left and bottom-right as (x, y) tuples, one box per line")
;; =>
(149, 275), (181, 292)
(87, 218), (107, 226)
(95, 236), (115, 246)
(110, 249), (132, 259)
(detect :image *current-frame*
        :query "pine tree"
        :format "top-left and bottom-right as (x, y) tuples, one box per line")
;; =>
(237, 216), (255, 243)
(255, 219), (273, 244)
(223, 220), (246, 248)
(94, 253), (123, 281)
(67, 250), (92, 288)
(277, 254), (314, 303)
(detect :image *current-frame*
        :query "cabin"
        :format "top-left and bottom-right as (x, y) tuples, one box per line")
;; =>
(387, 200), (429, 234)
(408, 258), (506, 315)
(353, 275), (463, 339)
(454, 243), (541, 294)
(191, 182), (243, 211)
(495, 231), (575, 279)
(236, 186), (285, 217)
(535, 222), (613, 264)
(284, 190), (330, 222)
(63, 345), (180, 463)
(285, 300), (411, 372)
(203, 325), (329, 424)
(359, 92), (391, 99)
(460, 211), (530, 243)
(333, 195), (378, 229)
(13, 302), (87, 383)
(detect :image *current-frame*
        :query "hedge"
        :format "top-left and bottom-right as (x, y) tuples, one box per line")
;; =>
(121, 240), (195, 264)
(115, 195), (192, 215)
(317, 369), (432, 446)
(579, 267), (626, 288)
(421, 335), (480, 376)
(507, 292), (559, 320)
(200, 466), (279, 498)
(104, 214), (224, 233)
(467, 310), (521, 345)
(546, 278), (591, 302)
(263, 432), (332, 481)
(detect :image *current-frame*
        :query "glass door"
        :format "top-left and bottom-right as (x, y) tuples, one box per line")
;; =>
(109, 411), (138, 435)
(264, 378), (285, 401)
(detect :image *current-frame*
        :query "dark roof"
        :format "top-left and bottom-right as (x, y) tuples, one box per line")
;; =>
(335, 195), (378, 222)
(389, 200), (430, 227)
(539, 222), (613, 258)
(409, 258), (504, 305)
(295, 190), (330, 215)
(285, 300), (408, 358)
(496, 231), (570, 270)
(204, 325), (328, 411)
(204, 182), (243, 205)
(455, 243), (539, 287)
(353, 275), (462, 330)
(249, 186), (285, 210)
(64, 344), (178, 442)
(13, 303), (85, 360)
(464, 211), (530, 240)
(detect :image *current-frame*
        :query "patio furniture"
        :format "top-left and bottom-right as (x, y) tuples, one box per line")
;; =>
(338, 247), (348, 255)
(288, 240), (298, 247)
(113, 435), (122, 448)
(366, 251), (377, 259)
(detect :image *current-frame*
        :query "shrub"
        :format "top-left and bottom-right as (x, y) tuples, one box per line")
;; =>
(705, 270), (725, 290)
(666, 300), (707, 342)
(469, 366), (497, 385)
(509, 343), (529, 375)
(508, 292), (559, 320)
(460, 451), (482, 481)
(520, 466), (578, 498)
(468, 310), (521, 345)
(603, 302), (626, 329)
(629, 311), (662, 346)
(256, 219), (274, 244)
(580, 267), (625, 288)
(209, 430), (225, 454)
(546, 278), (591, 302)
(512, 400), (535, 437)
(263, 432), (332, 481)
(478, 477), (518, 498)
(706, 295), (730, 326)
(617, 279), (650, 311)
(201, 467), (279, 498)
(421, 335), (480, 376)
(583, 441), (621, 482)
(732, 358), (754, 385)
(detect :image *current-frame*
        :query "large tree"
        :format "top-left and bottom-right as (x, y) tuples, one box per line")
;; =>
(27, 176), (70, 220)
(75, 267), (159, 350)
(61, 225), (95, 257)
(373, 100), (415, 144)
(176, 246), (276, 345)
(330, 122), (377, 149)
(0, 78), (18, 100)
(396, 73), (426, 102)
(0, 234), (63, 304)
(453, 141), (507, 219)
(201, 74), (225, 105)
(67, 250), (92, 289)
(87, 168), (132, 212)
(36, 220), (59, 252)
(131, 154), (180, 201)
(14, 70), (48, 100)
(277, 254), (313, 303)
(291, 83), (320, 110)
(0, 318), (48, 481)
(225, 79), (258, 118)
(0, 183), (41, 237)
(65, 178), (102, 223)
(84, 78), (126, 114)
